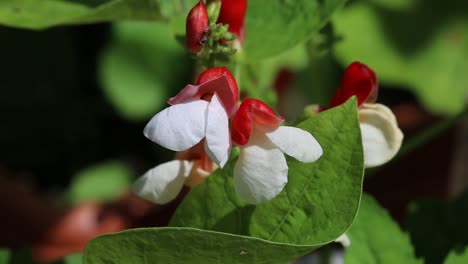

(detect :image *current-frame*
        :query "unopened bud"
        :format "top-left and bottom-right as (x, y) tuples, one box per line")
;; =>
(217, 0), (247, 42)
(186, 1), (210, 53)
(330, 62), (378, 108)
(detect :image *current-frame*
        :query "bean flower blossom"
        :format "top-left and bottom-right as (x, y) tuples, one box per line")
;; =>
(312, 62), (403, 168)
(133, 67), (238, 204)
(144, 66), (238, 167)
(231, 99), (323, 204)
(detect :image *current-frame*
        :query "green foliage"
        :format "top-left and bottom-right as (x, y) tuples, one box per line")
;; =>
(0, 0), (196, 29)
(0, 249), (9, 264)
(405, 191), (468, 264)
(345, 194), (422, 264)
(444, 247), (468, 264)
(64, 254), (83, 264)
(171, 98), (363, 245)
(67, 161), (133, 204)
(84, 227), (314, 264)
(244, 0), (347, 61)
(333, 1), (468, 115)
(99, 22), (193, 121)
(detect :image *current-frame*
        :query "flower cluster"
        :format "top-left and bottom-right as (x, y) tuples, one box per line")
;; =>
(133, 67), (323, 205)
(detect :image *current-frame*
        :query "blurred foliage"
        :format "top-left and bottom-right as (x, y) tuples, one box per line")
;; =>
(0, 249), (9, 264)
(333, 0), (468, 115)
(345, 194), (422, 264)
(67, 161), (133, 204)
(0, 248), (82, 264)
(0, 0), (196, 29)
(243, 0), (347, 61)
(405, 190), (468, 264)
(99, 22), (193, 121)
(444, 247), (468, 264)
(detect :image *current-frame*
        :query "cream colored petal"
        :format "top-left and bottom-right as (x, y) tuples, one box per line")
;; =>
(132, 160), (193, 204)
(359, 103), (404, 168)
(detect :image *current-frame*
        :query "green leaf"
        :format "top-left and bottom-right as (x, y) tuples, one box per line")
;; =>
(68, 161), (133, 204)
(171, 98), (364, 246)
(0, 0), (199, 29)
(243, 0), (347, 61)
(333, 2), (468, 115)
(0, 249), (10, 264)
(99, 22), (192, 121)
(345, 194), (422, 264)
(405, 191), (468, 264)
(65, 253), (83, 264)
(444, 247), (468, 264)
(83, 227), (316, 264)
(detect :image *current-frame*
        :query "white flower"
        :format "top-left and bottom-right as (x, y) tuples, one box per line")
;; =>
(143, 67), (238, 168)
(133, 159), (210, 204)
(359, 103), (403, 168)
(231, 99), (323, 204)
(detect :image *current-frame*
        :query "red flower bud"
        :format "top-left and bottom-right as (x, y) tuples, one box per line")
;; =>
(330, 62), (378, 108)
(186, 1), (209, 53)
(217, 0), (247, 42)
(231, 99), (284, 145)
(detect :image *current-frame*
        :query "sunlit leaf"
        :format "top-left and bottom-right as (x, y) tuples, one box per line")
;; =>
(83, 227), (315, 264)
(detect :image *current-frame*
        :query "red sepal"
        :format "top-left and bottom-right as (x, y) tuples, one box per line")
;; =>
(231, 98), (284, 145)
(330, 62), (378, 108)
(168, 67), (239, 117)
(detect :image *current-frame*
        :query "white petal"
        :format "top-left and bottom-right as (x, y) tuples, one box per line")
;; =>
(132, 160), (193, 204)
(234, 135), (288, 204)
(143, 100), (209, 151)
(334, 234), (351, 247)
(204, 94), (231, 168)
(266, 126), (323, 163)
(359, 103), (404, 168)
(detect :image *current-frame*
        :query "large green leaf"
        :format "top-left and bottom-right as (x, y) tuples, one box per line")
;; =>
(244, 0), (347, 61)
(83, 227), (315, 264)
(344, 194), (422, 264)
(444, 247), (468, 264)
(67, 161), (133, 204)
(0, 0), (198, 29)
(171, 98), (364, 245)
(333, 1), (468, 115)
(405, 191), (468, 264)
(99, 22), (192, 121)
